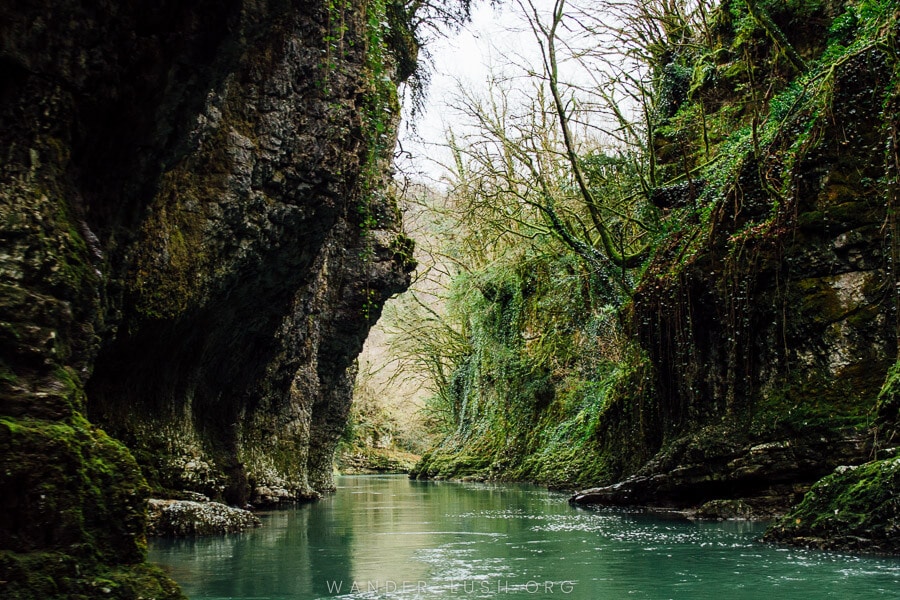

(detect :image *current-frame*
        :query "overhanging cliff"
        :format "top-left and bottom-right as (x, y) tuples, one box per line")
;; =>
(0, 0), (414, 596)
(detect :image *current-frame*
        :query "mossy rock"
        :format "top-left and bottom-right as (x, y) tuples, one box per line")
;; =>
(410, 449), (494, 481)
(0, 407), (186, 596)
(694, 499), (755, 520)
(336, 446), (420, 474)
(511, 441), (610, 490)
(0, 413), (149, 563)
(876, 360), (900, 435)
(0, 550), (185, 600)
(146, 499), (261, 536)
(764, 456), (900, 554)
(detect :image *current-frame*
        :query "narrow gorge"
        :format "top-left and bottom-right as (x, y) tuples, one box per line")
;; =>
(1, 0), (898, 598)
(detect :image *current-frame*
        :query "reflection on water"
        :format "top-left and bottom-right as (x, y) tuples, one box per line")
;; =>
(149, 475), (900, 599)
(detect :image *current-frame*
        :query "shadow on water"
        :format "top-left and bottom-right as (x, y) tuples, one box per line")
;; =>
(150, 475), (900, 599)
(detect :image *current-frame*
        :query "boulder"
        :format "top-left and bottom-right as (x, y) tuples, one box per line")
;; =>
(147, 499), (261, 537)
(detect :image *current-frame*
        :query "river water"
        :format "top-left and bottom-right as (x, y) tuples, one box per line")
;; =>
(149, 475), (900, 599)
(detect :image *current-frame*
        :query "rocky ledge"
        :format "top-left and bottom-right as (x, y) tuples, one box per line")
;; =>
(147, 498), (261, 537)
(570, 425), (870, 518)
(763, 455), (900, 554)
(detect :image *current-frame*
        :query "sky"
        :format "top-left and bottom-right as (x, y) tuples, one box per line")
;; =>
(396, 1), (546, 184)
(395, 0), (639, 185)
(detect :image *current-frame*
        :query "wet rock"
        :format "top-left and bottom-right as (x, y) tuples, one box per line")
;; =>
(147, 499), (261, 537)
(571, 425), (870, 515)
(180, 491), (211, 503)
(694, 499), (755, 520)
(252, 484), (313, 507)
(582, 30), (899, 547)
(0, 0), (414, 593)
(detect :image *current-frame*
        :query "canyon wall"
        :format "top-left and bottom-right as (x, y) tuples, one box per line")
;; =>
(0, 0), (414, 595)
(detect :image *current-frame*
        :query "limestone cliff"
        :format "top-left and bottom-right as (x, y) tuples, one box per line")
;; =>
(0, 0), (414, 596)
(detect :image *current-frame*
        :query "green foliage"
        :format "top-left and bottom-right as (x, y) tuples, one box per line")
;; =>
(876, 359), (900, 437)
(389, 233), (417, 272)
(341, 385), (402, 450)
(655, 59), (693, 120)
(357, 0), (400, 206)
(408, 231), (634, 486)
(408, 1), (900, 515)
(507, 375), (616, 487)
(651, 0), (898, 265)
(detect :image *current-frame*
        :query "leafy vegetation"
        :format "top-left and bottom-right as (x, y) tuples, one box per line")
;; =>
(390, 0), (900, 499)
(0, 406), (185, 598)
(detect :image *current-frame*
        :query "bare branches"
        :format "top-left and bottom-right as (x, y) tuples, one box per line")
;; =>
(437, 0), (668, 279)
(522, 0), (649, 268)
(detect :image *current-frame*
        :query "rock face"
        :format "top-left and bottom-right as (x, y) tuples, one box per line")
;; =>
(570, 1), (900, 525)
(571, 425), (871, 516)
(0, 0), (413, 595)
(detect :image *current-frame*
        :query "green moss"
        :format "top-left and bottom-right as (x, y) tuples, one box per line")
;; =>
(795, 277), (849, 323)
(876, 359), (900, 433)
(0, 412), (150, 562)
(511, 440), (611, 490)
(765, 456), (900, 553)
(129, 169), (211, 319)
(0, 550), (185, 600)
(389, 233), (417, 272)
(797, 200), (882, 230)
(0, 408), (186, 597)
(412, 449), (495, 480)
(10, 141), (98, 302)
(752, 371), (871, 437)
(411, 336), (649, 489)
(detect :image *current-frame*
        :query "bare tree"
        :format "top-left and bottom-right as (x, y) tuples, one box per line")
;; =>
(437, 0), (721, 282)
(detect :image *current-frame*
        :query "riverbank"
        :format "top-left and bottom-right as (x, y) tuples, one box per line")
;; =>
(336, 446), (420, 475)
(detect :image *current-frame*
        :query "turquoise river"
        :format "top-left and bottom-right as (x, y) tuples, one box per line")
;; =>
(149, 475), (900, 599)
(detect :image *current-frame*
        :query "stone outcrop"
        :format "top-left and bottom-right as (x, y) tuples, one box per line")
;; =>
(572, 425), (871, 516)
(0, 0), (414, 596)
(147, 499), (261, 536)
(764, 454), (900, 554)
